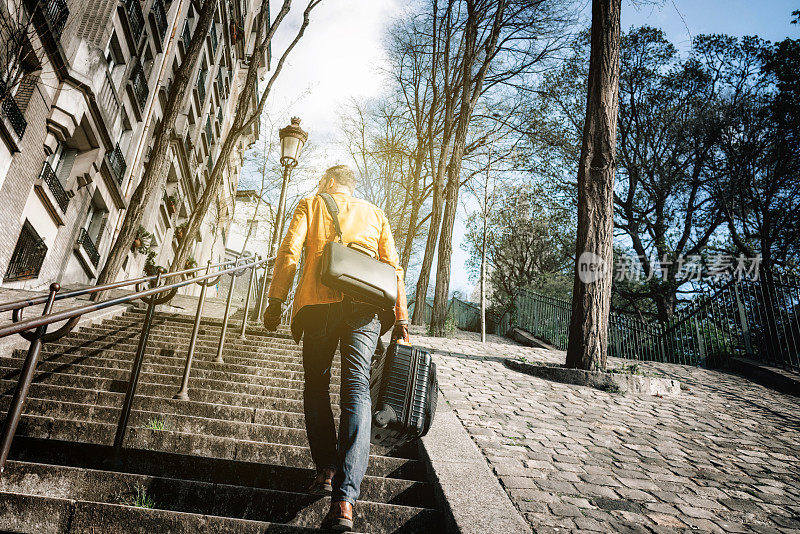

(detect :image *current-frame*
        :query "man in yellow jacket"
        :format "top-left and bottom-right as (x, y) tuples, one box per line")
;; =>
(263, 165), (410, 531)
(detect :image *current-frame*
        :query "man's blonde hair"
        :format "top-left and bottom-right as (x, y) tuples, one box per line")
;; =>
(324, 165), (357, 191)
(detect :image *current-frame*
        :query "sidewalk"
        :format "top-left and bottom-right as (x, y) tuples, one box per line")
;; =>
(410, 326), (800, 533)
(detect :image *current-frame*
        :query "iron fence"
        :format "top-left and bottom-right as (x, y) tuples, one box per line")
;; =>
(494, 272), (800, 372)
(40, 161), (69, 213)
(131, 63), (149, 111)
(3, 221), (47, 282)
(77, 228), (100, 267)
(151, 0), (167, 40)
(0, 82), (27, 139)
(44, 0), (69, 39)
(124, 0), (145, 43)
(106, 143), (127, 184)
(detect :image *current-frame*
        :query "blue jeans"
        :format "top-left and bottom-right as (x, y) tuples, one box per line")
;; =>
(301, 300), (380, 504)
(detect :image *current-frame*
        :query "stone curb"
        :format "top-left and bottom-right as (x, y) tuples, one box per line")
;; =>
(504, 358), (682, 395)
(420, 393), (532, 534)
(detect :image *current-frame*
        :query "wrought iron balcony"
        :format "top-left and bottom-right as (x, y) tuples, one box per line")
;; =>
(216, 69), (226, 99)
(125, 0), (145, 44)
(44, 0), (69, 40)
(40, 161), (70, 213)
(205, 117), (212, 144)
(197, 69), (206, 103)
(181, 21), (191, 51)
(4, 221), (47, 282)
(131, 63), (149, 111)
(0, 82), (27, 139)
(77, 228), (100, 267)
(211, 23), (218, 55)
(107, 143), (127, 185)
(152, 0), (167, 40)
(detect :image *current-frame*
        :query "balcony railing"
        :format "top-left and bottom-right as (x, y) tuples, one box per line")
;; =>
(131, 63), (149, 111)
(210, 23), (218, 54)
(40, 161), (70, 213)
(197, 69), (206, 102)
(216, 69), (226, 99)
(107, 143), (127, 185)
(77, 228), (100, 267)
(152, 0), (167, 40)
(125, 0), (145, 44)
(205, 117), (213, 144)
(181, 21), (191, 52)
(0, 82), (27, 139)
(44, 0), (69, 40)
(4, 221), (47, 282)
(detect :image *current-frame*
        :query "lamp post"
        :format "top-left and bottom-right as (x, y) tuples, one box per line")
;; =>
(257, 117), (307, 317)
(268, 117), (307, 259)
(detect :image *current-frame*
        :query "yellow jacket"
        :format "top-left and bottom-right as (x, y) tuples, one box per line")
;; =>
(268, 192), (409, 329)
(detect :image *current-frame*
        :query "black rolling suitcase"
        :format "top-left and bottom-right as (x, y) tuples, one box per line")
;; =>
(370, 342), (438, 449)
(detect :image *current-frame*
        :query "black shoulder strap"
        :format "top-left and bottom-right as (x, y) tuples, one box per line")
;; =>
(319, 193), (343, 243)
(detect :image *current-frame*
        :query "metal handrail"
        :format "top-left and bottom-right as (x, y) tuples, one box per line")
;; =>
(0, 253), (273, 476)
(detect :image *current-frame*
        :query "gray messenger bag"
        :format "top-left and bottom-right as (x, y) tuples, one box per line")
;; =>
(318, 193), (398, 311)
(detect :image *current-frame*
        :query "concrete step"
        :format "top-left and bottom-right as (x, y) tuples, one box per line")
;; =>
(119, 309), (296, 338)
(0, 379), (308, 416)
(0, 461), (439, 533)
(28, 347), (330, 384)
(26, 347), (339, 387)
(6, 350), (336, 390)
(39, 339), (316, 372)
(0, 363), (314, 402)
(9, 437), (432, 506)
(10, 415), (424, 479)
(0, 491), (373, 533)
(61, 326), (307, 360)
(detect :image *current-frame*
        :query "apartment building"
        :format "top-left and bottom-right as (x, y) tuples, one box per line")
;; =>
(0, 0), (266, 296)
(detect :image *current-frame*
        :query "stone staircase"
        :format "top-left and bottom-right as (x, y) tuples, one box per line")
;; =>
(0, 307), (444, 533)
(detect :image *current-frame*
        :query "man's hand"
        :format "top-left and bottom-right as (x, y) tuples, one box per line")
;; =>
(391, 321), (410, 345)
(263, 298), (284, 331)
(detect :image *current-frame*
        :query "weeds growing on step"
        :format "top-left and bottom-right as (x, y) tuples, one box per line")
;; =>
(115, 483), (156, 509)
(143, 417), (166, 430)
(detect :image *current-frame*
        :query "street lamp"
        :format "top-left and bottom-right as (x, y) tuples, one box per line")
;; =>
(258, 117), (307, 318)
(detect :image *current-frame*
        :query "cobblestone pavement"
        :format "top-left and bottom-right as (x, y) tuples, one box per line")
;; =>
(410, 326), (800, 533)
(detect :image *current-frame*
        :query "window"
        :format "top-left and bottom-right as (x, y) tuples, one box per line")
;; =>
(4, 221), (47, 282)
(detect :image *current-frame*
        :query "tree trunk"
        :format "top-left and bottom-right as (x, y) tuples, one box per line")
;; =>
(565, 0), (621, 371)
(411, 167), (445, 325)
(93, 0), (218, 293)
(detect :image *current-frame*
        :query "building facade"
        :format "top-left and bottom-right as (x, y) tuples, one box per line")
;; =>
(0, 0), (266, 297)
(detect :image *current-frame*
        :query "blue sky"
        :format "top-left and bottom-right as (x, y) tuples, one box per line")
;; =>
(250, 0), (799, 300)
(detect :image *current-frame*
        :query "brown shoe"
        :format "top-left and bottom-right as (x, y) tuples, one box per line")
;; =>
(321, 500), (353, 531)
(308, 467), (336, 495)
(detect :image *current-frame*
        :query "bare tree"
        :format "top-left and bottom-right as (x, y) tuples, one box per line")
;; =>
(93, 0), (219, 292)
(0, 0), (53, 104)
(171, 0), (324, 272)
(565, 0), (621, 371)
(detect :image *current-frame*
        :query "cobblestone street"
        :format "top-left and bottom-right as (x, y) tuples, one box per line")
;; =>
(410, 327), (800, 533)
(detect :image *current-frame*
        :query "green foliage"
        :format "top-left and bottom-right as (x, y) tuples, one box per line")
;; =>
(598, 383), (622, 394)
(463, 183), (573, 311)
(185, 256), (198, 269)
(116, 483), (156, 509)
(142, 417), (166, 430)
(607, 363), (649, 377)
(143, 251), (159, 276)
(132, 225), (154, 254)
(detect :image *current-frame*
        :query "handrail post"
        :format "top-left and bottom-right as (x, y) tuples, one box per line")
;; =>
(174, 261), (212, 400)
(0, 283), (60, 476)
(215, 263), (238, 364)
(256, 261), (269, 320)
(114, 270), (163, 452)
(240, 260), (256, 340)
